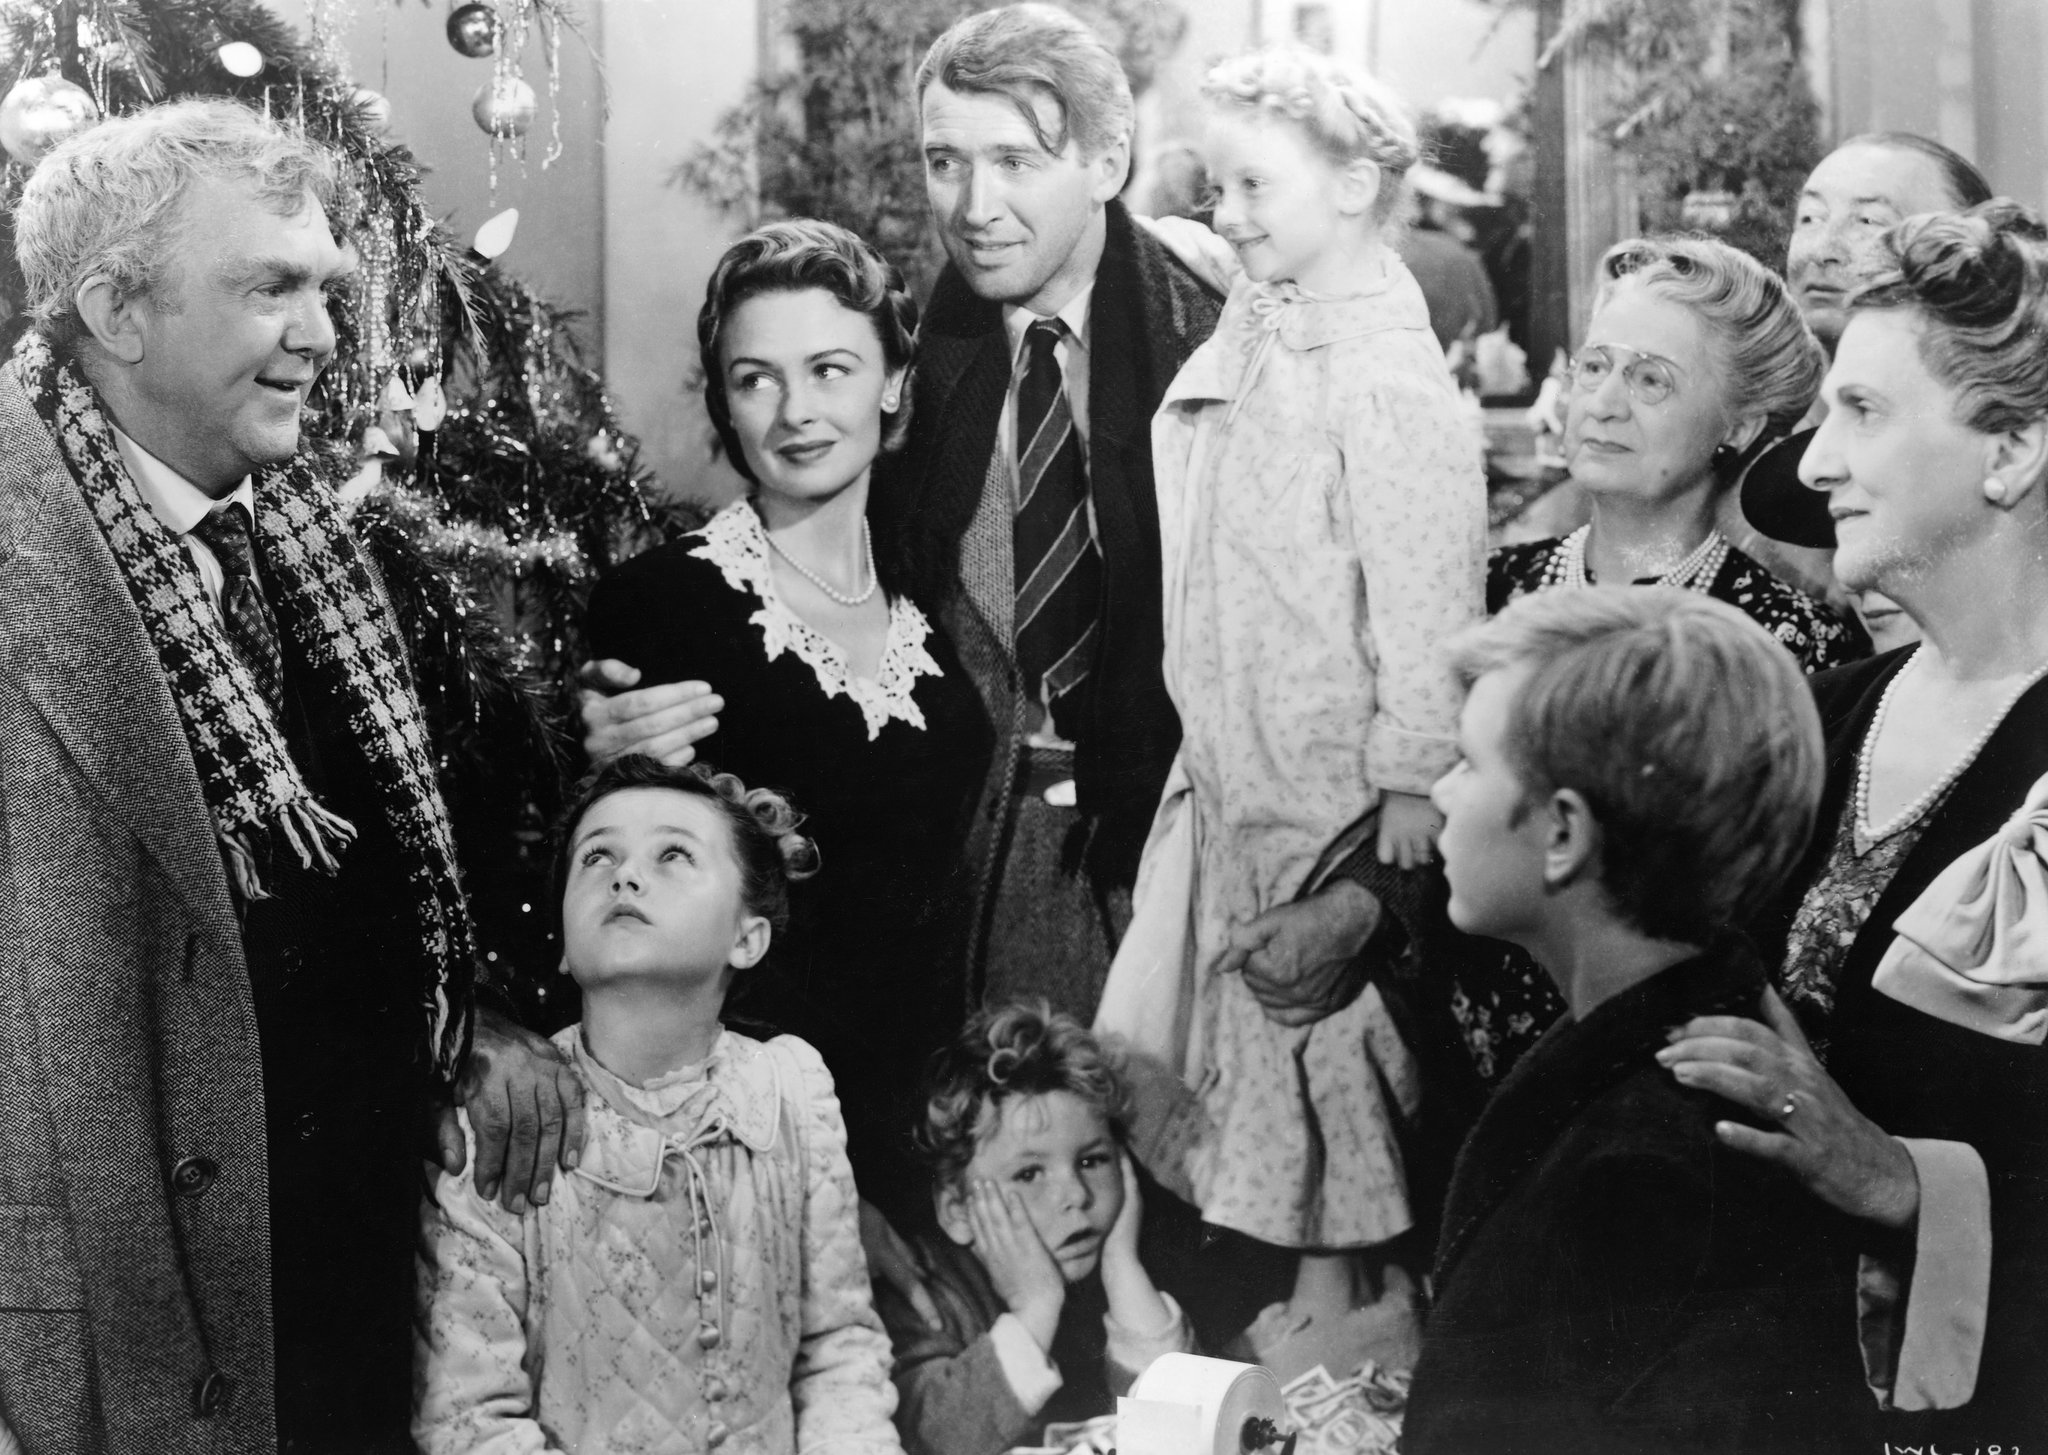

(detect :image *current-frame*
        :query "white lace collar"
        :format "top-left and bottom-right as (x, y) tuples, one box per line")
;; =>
(690, 501), (942, 740)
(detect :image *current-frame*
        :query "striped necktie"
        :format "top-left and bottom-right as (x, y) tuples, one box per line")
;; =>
(191, 501), (288, 725)
(1013, 317), (1101, 739)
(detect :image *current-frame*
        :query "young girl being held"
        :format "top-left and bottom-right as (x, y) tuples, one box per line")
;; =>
(1102, 47), (1486, 1370)
(416, 755), (904, 1455)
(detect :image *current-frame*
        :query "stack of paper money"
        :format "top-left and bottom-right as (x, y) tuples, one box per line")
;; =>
(1280, 1360), (1407, 1454)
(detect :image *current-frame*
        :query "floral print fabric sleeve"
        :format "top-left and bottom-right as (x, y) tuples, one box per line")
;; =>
(1347, 373), (1487, 795)
(782, 1038), (906, 1454)
(414, 1114), (557, 1455)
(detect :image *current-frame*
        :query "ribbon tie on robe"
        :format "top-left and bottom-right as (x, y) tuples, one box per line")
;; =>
(1873, 770), (2048, 1043)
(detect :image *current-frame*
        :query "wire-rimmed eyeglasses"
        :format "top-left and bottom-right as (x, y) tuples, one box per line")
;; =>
(1567, 343), (1687, 406)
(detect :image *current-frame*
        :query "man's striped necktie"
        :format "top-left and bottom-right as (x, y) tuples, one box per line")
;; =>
(1013, 317), (1101, 739)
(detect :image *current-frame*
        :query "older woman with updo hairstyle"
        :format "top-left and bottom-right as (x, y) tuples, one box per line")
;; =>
(584, 219), (994, 1231)
(1457, 235), (1874, 1089)
(1663, 200), (2048, 1447)
(1492, 235), (1868, 674)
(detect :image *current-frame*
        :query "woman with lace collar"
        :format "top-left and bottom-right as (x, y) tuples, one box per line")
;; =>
(1663, 201), (2048, 1448)
(585, 221), (994, 1236)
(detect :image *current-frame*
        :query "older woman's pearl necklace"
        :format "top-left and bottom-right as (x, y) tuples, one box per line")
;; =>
(1856, 647), (2048, 844)
(766, 519), (878, 607)
(1541, 524), (1730, 594)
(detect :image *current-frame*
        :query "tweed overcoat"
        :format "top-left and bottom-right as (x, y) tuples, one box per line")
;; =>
(882, 200), (1222, 992)
(0, 363), (275, 1454)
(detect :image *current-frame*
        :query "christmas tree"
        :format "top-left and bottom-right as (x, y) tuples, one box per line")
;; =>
(0, 0), (680, 1001)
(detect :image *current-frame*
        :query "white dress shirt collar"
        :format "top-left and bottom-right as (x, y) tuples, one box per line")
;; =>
(110, 424), (255, 535)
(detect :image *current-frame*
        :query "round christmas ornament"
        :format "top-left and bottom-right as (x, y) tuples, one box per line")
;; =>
(446, 3), (499, 59)
(216, 41), (265, 77)
(471, 76), (535, 139)
(0, 75), (99, 165)
(352, 88), (393, 135)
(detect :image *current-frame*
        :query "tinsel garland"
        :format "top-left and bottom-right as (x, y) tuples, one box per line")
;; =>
(0, 0), (680, 1002)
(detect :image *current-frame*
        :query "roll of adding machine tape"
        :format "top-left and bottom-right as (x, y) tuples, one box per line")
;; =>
(1119, 1353), (1293, 1455)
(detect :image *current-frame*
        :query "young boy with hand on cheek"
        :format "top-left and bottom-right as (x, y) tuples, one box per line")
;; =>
(879, 1006), (1194, 1455)
(1402, 587), (1873, 1455)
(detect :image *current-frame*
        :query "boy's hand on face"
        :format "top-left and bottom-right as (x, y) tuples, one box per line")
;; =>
(1098, 1152), (1176, 1340)
(968, 1178), (1065, 1351)
(1102, 1151), (1144, 1276)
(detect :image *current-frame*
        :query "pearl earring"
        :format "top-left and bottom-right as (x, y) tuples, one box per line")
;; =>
(883, 394), (900, 411)
(1985, 476), (2008, 503)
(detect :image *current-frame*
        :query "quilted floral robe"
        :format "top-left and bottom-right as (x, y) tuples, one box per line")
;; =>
(415, 1026), (902, 1455)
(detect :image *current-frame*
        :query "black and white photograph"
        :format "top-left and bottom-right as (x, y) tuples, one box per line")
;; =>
(0, 0), (2041, 1450)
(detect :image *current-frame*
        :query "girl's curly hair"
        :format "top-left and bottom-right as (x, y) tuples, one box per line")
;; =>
(554, 754), (819, 935)
(1201, 47), (1419, 223)
(915, 1002), (1130, 1190)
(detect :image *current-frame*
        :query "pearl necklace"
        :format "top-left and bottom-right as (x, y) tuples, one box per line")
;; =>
(765, 519), (878, 607)
(1855, 647), (2048, 845)
(1541, 524), (1730, 594)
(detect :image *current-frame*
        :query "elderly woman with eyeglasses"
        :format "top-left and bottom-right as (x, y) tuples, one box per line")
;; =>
(1454, 236), (1872, 1093)
(1491, 236), (1869, 673)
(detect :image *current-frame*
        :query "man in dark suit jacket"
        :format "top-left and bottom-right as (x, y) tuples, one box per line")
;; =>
(0, 100), (577, 1454)
(1405, 587), (1874, 1454)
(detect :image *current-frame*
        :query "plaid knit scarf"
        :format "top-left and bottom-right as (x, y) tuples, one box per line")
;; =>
(10, 331), (475, 1080)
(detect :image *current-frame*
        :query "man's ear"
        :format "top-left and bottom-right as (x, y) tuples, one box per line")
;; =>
(1541, 787), (1603, 892)
(728, 914), (771, 972)
(1986, 419), (2048, 510)
(935, 1182), (974, 1247)
(73, 275), (147, 365)
(1087, 134), (1132, 205)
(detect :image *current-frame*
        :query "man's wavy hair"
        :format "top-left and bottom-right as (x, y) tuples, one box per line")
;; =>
(916, 1002), (1131, 1191)
(17, 98), (339, 353)
(914, 3), (1134, 159)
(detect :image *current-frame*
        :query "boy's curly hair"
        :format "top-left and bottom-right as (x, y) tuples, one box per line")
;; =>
(915, 1003), (1131, 1190)
(553, 754), (819, 934)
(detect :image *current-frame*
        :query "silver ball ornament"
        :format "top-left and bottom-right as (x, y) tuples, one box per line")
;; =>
(352, 88), (393, 136)
(446, 4), (499, 59)
(471, 75), (536, 139)
(0, 76), (100, 166)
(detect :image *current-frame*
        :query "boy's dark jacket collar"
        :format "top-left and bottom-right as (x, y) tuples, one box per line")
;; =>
(1433, 938), (1770, 1283)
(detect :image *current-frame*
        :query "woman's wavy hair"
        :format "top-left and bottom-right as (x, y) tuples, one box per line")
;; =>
(1595, 234), (1827, 456)
(553, 754), (819, 937)
(697, 219), (919, 487)
(1201, 47), (1420, 224)
(915, 1002), (1130, 1191)
(1848, 199), (2048, 439)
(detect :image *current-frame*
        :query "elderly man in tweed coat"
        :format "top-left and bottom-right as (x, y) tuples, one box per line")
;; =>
(0, 101), (578, 1454)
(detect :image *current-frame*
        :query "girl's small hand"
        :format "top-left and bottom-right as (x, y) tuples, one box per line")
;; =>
(967, 1179), (1066, 1342)
(1377, 791), (1443, 869)
(1656, 988), (1921, 1231)
(1102, 1152), (1145, 1275)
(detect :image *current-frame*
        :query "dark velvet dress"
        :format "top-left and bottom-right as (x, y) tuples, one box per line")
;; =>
(584, 502), (995, 1225)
